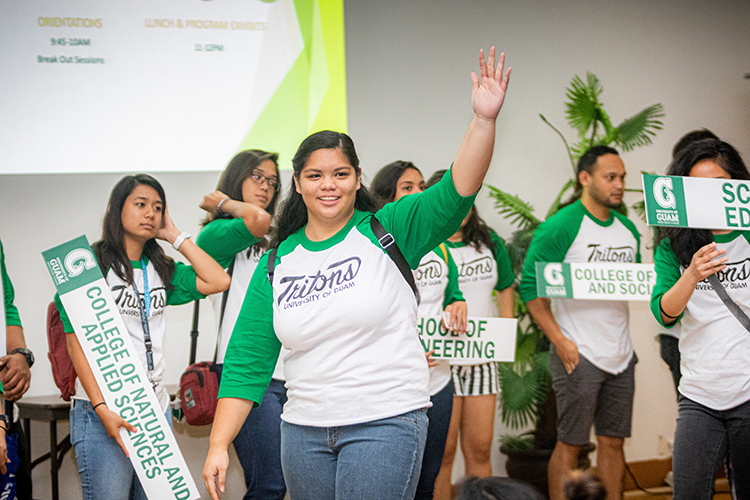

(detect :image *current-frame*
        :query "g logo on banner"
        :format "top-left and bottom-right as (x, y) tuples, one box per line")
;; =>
(654, 177), (676, 210)
(544, 263), (564, 286)
(64, 249), (96, 277)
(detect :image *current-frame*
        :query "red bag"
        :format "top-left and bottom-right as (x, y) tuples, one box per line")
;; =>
(179, 362), (218, 426)
(46, 301), (77, 401)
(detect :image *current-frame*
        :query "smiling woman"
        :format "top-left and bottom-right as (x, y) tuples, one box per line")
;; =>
(204, 46), (513, 500)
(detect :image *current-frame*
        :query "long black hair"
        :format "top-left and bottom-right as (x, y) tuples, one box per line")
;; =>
(426, 169), (495, 251)
(273, 130), (378, 246)
(93, 174), (175, 287)
(202, 149), (280, 254)
(656, 140), (750, 267)
(370, 160), (422, 209)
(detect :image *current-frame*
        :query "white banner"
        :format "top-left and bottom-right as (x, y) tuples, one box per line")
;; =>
(43, 236), (198, 500)
(418, 316), (517, 366)
(535, 262), (655, 301)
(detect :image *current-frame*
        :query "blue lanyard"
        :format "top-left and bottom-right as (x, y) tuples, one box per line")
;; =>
(133, 258), (155, 378)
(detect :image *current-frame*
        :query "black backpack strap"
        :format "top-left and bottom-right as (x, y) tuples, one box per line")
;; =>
(370, 215), (420, 305)
(267, 247), (279, 285)
(707, 274), (750, 333)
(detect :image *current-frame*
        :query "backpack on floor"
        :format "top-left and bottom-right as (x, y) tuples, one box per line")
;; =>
(46, 301), (77, 401)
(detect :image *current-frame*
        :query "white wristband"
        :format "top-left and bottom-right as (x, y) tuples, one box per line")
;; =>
(172, 231), (190, 251)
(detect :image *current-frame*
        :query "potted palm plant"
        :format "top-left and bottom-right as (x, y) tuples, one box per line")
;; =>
(492, 72), (664, 493)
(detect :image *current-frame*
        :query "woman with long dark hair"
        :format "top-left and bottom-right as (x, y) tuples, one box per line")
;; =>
(371, 161), (468, 500)
(203, 46), (512, 500)
(55, 174), (230, 500)
(196, 149), (289, 500)
(651, 139), (750, 498)
(430, 170), (515, 499)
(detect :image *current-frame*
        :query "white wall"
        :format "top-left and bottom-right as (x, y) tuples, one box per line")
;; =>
(2, 0), (749, 497)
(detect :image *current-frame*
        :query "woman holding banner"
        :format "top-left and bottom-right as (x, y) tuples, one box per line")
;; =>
(428, 171), (515, 499)
(203, 46), (511, 500)
(55, 174), (229, 500)
(196, 149), (290, 500)
(371, 161), (468, 500)
(651, 139), (750, 499)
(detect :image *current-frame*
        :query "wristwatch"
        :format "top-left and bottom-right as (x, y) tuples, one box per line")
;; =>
(0, 414), (9, 430)
(10, 348), (34, 368)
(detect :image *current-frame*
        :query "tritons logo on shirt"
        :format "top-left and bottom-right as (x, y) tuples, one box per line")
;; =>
(415, 258), (444, 283)
(111, 284), (167, 317)
(587, 244), (636, 263)
(457, 256), (494, 281)
(695, 258), (750, 291)
(277, 256), (360, 308)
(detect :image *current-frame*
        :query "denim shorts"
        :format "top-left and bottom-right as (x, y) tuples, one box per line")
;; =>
(549, 346), (636, 445)
(280, 408), (428, 500)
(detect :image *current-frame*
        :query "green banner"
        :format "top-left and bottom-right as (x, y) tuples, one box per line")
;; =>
(643, 174), (750, 230)
(43, 236), (199, 500)
(536, 262), (655, 301)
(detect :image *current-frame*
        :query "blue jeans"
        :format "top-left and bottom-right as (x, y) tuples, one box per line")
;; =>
(415, 381), (454, 500)
(673, 396), (750, 499)
(71, 399), (172, 500)
(280, 408), (428, 500)
(216, 364), (287, 500)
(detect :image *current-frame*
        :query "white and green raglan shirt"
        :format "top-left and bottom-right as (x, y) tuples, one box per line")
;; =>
(520, 200), (640, 375)
(651, 232), (750, 410)
(56, 258), (205, 411)
(416, 245), (464, 395)
(446, 230), (515, 318)
(219, 170), (476, 427)
(196, 218), (290, 380)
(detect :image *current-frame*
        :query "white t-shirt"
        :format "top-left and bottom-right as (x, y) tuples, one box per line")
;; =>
(653, 231), (750, 410)
(521, 201), (640, 374)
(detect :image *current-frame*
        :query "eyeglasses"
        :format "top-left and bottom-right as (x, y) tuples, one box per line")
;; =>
(249, 171), (281, 191)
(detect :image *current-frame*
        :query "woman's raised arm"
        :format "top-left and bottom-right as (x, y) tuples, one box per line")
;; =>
(452, 47), (511, 197)
(157, 208), (231, 295)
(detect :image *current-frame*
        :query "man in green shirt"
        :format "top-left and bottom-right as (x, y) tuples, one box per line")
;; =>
(520, 147), (640, 500)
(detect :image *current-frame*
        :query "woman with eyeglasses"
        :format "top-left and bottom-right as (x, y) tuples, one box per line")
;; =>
(196, 149), (289, 500)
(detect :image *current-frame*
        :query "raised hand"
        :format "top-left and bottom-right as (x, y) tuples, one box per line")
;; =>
(471, 46), (512, 123)
(156, 207), (181, 244)
(200, 191), (230, 216)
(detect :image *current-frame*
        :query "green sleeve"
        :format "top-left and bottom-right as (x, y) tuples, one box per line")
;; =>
(490, 230), (515, 291)
(218, 252), (282, 405)
(442, 248), (464, 308)
(195, 218), (262, 268)
(616, 213), (642, 263)
(376, 167), (478, 268)
(54, 293), (75, 334)
(1, 241), (21, 327)
(650, 238), (683, 327)
(166, 262), (206, 306)
(519, 205), (582, 302)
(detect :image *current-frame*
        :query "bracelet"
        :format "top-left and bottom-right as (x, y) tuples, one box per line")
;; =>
(216, 198), (229, 217)
(0, 425), (6, 433)
(172, 231), (190, 251)
(659, 299), (680, 320)
(92, 401), (107, 411)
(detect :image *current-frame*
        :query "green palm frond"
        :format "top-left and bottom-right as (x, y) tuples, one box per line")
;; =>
(565, 72), (603, 136)
(545, 178), (576, 220)
(498, 363), (547, 428)
(614, 104), (665, 151)
(487, 186), (541, 230)
(631, 200), (646, 222)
